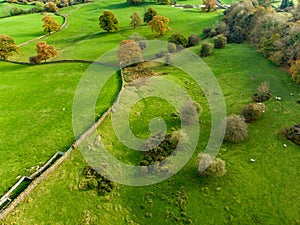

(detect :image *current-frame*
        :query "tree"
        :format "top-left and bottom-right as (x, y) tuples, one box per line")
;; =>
(44, 2), (59, 13)
(202, 0), (216, 12)
(36, 42), (58, 62)
(241, 103), (266, 123)
(148, 15), (171, 36)
(117, 40), (143, 66)
(0, 34), (19, 60)
(143, 8), (157, 23)
(99, 10), (120, 33)
(130, 12), (142, 29)
(290, 59), (300, 83)
(42, 16), (60, 35)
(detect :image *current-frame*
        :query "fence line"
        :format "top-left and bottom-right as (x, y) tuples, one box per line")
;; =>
(0, 69), (124, 221)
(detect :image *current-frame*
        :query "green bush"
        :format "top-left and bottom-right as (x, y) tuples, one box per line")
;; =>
(167, 42), (177, 53)
(213, 34), (227, 49)
(241, 103), (266, 123)
(200, 42), (213, 57)
(127, 0), (144, 5)
(168, 33), (188, 48)
(202, 27), (212, 37)
(224, 115), (248, 143)
(180, 100), (202, 125)
(143, 8), (157, 23)
(198, 153), (227, 177)
(281, 124), (300, 145)
(188, 34), (200, 47)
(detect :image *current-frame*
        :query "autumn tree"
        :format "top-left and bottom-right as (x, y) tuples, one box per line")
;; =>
(143, 8), (157, 23)
(290, 59), (300, 83)
(202, 0), (216, 12)
(36, 42), (58, 62)
(130, 12), (142, 29)
(44, 2), (59, 13)
(42, 16), (60, 35)
(148, 15), (171, 36)
(117, 40), (143, 67)
(99, 10), (120, 33)
(0, 34), (19, 60)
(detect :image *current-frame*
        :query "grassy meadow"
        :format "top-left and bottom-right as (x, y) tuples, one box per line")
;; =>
(0, 0), (300, 224)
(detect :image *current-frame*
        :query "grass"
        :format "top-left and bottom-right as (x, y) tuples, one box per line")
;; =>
(2, 43), (300, 224)
(1, 0), (300, 224)
(0, 2), (35, 18)
(0, 13), (63, 45)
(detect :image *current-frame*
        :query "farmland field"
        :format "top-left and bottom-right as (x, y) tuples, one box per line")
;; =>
(0, 0), (300, 224)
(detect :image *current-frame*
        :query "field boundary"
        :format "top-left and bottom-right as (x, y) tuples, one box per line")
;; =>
(0, 69), (124, 221)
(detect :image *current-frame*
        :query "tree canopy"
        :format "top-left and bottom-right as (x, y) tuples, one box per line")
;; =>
(0, 34), (19, 60)
(117, 40), (143, 66)
(36, 42), (58, 62)
(42, 16), (60, 35)
(99, 10), (120, 33)
(143, 8), (157, 23)
(130, 12), (142, 29)
(148, 15), (171, 36)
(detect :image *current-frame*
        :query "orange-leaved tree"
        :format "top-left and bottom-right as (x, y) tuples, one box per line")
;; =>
(202, 0), (216, 12)
(117, 40), (143, 67)
(36, 42), (58, 62)
(42, 15), (60, 35)
(0, 34), (19, 60)
(148, 15), (171, 36)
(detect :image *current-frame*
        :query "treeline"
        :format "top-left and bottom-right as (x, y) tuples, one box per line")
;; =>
(204, 0), (300, 83)
(2, 0), (88, 17)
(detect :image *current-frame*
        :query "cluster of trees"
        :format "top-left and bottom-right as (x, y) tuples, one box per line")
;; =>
(99, 8), (171, 36)
(204, 0), (300, 83)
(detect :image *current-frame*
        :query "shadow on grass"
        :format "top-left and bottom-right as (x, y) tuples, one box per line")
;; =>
(104, 2), (154, 10)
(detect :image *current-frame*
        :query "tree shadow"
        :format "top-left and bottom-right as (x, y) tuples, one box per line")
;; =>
(105, 2), (154, 10)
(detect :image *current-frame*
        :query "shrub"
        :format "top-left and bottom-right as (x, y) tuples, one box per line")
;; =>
(252, 81), (271, 102)
(127, 0), (144, 5)
(29, 56), (37, 64)
(209, 29), (217, 37)
(168, 33), (188, 48)
(200, 42), (213, 57)
(213, 34), (227, 49)
(167, 42), (177, 53)
(241, 103), (266, 123)
(202, 27), (212, 37)
(198, 153), (227, 177)
(224, 115), (248, 143)
(188, 34), (200, 47)
(281, 124), (300, 145)
(180, 100), (201, 125)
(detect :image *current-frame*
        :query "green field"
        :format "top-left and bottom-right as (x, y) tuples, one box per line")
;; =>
(0, 13), (63, 45)
(1, 0), (300, 224)
(0, 2), (35, 17)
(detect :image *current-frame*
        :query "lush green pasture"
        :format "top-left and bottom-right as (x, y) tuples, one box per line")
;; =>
(0, 62), (120, 195)
(3, 43), (300, 224)
(0, 13), (63, 45)
(14, 1), (222, 61)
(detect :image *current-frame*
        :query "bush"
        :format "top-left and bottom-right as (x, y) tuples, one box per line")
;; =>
(127, 0), (144, 5)
(252, 81), (271, 102)
(29, 56), (37, 64)
(200, 42), (213, 57)
(188, 34), (200, 47)
(213, 34), (227, 49)
(167, 42), (177, 53)
(202, 27), (212, 37)
(180, 100), (201, 125)
(209, 29), (217, 37)
(198, 153), (227, 177)
(281, 124), (300, 145)
(144, 8), (157, 23)
(224, 115), (248, 143)
(241, 103), (266, 123)
(168, 33), (188, 48)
